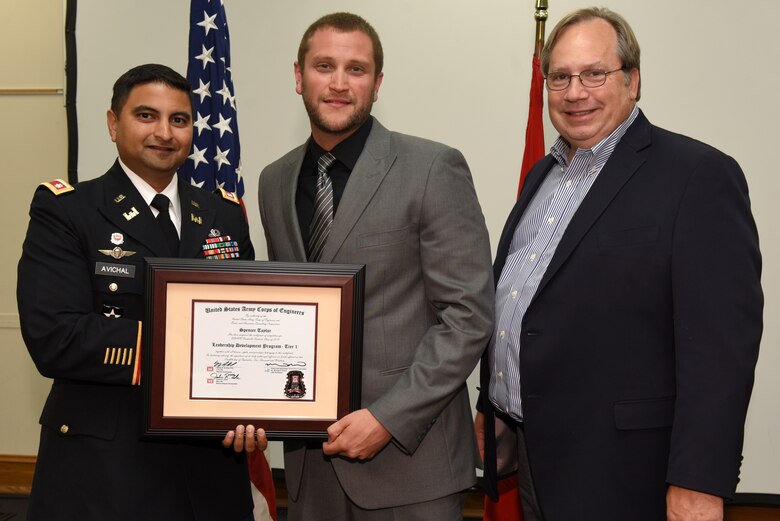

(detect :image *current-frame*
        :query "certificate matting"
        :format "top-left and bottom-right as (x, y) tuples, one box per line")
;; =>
(142, 259), (364, 439)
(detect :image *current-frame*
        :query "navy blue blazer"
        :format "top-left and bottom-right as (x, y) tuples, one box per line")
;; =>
(479, 110), (762, 520)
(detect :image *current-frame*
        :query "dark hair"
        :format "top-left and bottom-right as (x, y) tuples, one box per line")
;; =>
(542, 7), (642, 101)
(298, 12), (383, 78)
(110, 64), (193, 114)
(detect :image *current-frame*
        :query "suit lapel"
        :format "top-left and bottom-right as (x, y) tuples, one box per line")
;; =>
(277, 144), (308, 262)
(179, 181), (218, 259)
(533, 113), (652, 298)
(318, 121), (396, 263)
(97, 162), (170, 256)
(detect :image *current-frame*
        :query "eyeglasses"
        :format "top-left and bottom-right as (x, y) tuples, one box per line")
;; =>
(545, 67), (626, 91)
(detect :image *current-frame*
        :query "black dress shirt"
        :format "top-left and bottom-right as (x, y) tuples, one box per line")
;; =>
(296, 117), (374, 246)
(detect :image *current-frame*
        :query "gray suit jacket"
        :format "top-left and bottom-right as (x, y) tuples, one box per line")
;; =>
(258, 119), (494, 509)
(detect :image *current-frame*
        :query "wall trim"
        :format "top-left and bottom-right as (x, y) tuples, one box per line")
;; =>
(3, 456), (779, 517)
(0, 455), (35, 495)
(0, 313), (19, 330)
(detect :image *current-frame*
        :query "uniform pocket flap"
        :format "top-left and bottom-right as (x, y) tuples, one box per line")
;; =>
(40, 382), (120, 440)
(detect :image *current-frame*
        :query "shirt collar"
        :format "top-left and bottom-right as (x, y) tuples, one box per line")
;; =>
(308, 116), (374, 171)
(117, 158), (180, 221)
(550, 105), (640, 168)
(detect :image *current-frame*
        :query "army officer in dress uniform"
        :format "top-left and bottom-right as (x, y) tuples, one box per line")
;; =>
(16, 64), (260, 521)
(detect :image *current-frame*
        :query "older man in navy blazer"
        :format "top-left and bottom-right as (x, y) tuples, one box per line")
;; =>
(477, 7), (762, 521)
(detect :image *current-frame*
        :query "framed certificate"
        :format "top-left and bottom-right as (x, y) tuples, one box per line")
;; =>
(141, 259), (364, 440)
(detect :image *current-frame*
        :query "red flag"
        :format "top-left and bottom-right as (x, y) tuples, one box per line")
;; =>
(484, 473), (524, 521)
(483, 55), (546, 521)
(517, 56), (546, 199)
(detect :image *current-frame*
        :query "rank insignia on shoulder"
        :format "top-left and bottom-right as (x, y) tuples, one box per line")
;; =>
(40, 179), (74, 196)
(216, 187), (240, 205)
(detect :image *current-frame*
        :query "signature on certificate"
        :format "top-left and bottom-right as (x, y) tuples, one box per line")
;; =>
(265, 361), (307, 368)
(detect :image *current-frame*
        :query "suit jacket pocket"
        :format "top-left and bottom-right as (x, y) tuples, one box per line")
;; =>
(379, 365), (409, 376)
(357, 226), (409, 249)
(40, 381), (120, 440)
(614, 396), (674, 430)
(597, 225), (659, 249)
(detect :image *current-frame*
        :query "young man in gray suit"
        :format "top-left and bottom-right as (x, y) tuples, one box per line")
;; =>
(256, 12), (494, 521)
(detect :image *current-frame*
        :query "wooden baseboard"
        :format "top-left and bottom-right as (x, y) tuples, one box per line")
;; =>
(3, 455), (779, 520)
(0, 455), (35, 495)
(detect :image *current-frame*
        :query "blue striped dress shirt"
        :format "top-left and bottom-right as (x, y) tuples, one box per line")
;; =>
(489, 106), (639, 421)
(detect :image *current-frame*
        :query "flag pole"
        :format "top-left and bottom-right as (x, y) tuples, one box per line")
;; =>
(516, 0), (549, 199)
(534, 0), (549, 59)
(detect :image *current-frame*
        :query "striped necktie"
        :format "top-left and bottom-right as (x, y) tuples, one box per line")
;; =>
(307, 152), (336, 262)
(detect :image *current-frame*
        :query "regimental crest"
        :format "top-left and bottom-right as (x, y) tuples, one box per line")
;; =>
(123, 207), (140, 221)
(110, 232), (124, 245)
(284, 371), (306, 399)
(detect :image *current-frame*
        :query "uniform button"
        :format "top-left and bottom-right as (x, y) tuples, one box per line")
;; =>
(60, 424), (69, 434)
(530, 253), (537, 261)
(498, 371), (504, 379)
(547, 217), (555, 224)
(566, 180), (573, 188)
(511, 290), (518, 298)
(499, 330), (506, 338)
(109, 283), (118, 292)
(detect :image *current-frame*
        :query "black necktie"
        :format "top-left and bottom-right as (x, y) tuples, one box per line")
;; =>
(151, 194), (179, 256)
(307, 152), (336, 262)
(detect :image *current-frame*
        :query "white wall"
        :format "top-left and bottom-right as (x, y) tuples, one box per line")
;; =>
(65, 0), (780, 494)
(0, 0), (67, 455)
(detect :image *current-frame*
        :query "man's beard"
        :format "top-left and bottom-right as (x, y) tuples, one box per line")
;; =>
(302, 88), (374, 137)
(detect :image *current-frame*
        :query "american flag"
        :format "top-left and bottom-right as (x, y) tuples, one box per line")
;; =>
(182, 3), (275, 519)
(180, 0), (244, 198)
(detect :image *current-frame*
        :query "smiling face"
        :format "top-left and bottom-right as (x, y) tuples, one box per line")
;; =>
(294, 28), (383, 150)
(106, 82), (193, 190)
(547, 18), (639, 154)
